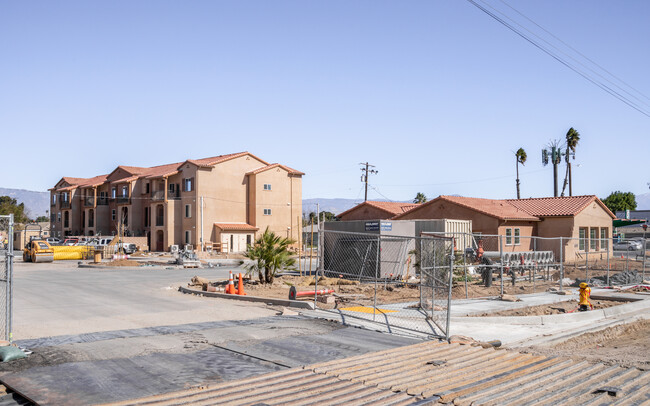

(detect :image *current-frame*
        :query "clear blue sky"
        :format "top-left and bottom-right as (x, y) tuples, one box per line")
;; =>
(2, 1), (649, 202)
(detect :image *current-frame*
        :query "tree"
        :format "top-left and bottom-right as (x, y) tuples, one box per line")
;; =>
(515, 148), (527, 199)
(413, 192), (427, 204)
(305, 211), (337, 226)
(561, 127), (580, 196)
(244, 227), (296, 284)
(35, 216), (49, 223)
(602, 191), (637, 213)
(0, 196), (29, 224)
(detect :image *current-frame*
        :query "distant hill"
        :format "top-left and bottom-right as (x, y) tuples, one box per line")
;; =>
(0, 188), (49, 219)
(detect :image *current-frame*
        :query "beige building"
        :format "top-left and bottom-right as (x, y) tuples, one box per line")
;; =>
(12, 222), (51, 249)
(395, 195), (615, 262)
(50, 152), (303, 252)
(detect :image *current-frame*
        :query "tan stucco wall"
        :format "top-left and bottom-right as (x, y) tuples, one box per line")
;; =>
(250, 169), (302, 242)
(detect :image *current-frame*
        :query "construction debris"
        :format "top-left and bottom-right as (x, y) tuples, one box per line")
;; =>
(500, 294), (521, 302)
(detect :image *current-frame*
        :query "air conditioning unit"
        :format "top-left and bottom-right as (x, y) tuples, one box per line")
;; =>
(184, 244), (193, 252)
(170, 245), (179, 253)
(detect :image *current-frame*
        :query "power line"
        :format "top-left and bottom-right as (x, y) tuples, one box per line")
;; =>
(466, 0), (650, 118)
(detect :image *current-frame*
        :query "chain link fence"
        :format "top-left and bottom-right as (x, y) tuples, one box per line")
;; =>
(317, 230), (454, 339)
(0, 215), (13, 342)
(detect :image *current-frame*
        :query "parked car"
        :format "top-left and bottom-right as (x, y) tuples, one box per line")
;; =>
(63, 238), (79, 246)
(613, 241), (642, 251)
(90, 237), (114, 248)
(45, 237), (61, 245)
(116, 242), (137, 255)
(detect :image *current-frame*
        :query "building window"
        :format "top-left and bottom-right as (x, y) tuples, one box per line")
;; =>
(111, 209), (116, 221)
(590, 228), (598, 251)
(57, 212), (61, 222)
(601, 228), (608, 250)
(263, 184), (272, 191)
(185, 230), (191, 245)
(144, 207), (149, 227)
(246, 235), (252, 246)
(514, 228), (520, 245)
(111, 188), (116, 198)
(88, 209), (94, 227)
(52, 194), (57, 205)
(183, 178), (194, 192)
(579, 228), (587, 251)
(145, 183), (150, 194)
(121, 186), (128, 197)
(51, 213), (55, 223)
(185, 204), (191, 218)
(264, 208), (272, 216)
(505, 228), (512, 245)
(169, 183), (175, 193)
(62, 193), (69, 202)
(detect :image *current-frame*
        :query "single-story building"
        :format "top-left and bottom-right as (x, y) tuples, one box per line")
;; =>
(13, 222), (51, 249)
(337, 201), (420, 221)
(394, 195), (615, 262)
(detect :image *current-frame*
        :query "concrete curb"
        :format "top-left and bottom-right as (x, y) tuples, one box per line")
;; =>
(178, 286), (315, 310)
(77, 264), (172, 270)
(450, 297), (650, 325)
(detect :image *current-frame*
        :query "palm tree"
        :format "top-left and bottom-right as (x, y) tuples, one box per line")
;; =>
(244, 227), (296, 284)
(561, 128), (580, 196)
(515, 148), (527, 199)
(413, 192), (427, 204)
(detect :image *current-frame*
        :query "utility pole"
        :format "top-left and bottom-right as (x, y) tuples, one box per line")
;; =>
(360, 162), (378, 202)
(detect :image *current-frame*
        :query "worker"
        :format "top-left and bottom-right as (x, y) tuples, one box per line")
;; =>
(578, 282), (593, 311)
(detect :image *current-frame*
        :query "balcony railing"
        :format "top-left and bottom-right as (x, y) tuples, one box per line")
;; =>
(151, 190), (165, 201)
(168, 190), (180, 200)
(155, 216), (164, 227)
(116, 196), (131, 204)
(60, 201), (71, 209)
(97, 198), (108, 205)
(84, 197), (95, 207)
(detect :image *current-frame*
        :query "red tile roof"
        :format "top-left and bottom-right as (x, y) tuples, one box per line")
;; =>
(396, 195), (615, 220)
(434, 196), (539, 221)
(338, 201), (421, 219)
(247, 163), (305, 176)
(184, 152), (267, 168)
(213, 223), (259, 231)
(507, 195), (615, 218)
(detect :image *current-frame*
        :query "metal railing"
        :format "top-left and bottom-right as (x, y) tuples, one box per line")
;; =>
(60, 201), (71, 209)
(84, 197), (95, 207)
(116, 196), (131, 204)
(151, 190), (165, 201)
(0, 215), (14, 342)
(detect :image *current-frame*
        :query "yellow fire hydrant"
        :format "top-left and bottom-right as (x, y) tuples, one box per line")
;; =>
(578, 282), (593, 311)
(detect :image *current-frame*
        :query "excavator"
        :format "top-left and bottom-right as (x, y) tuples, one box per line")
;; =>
(23, 239), (54, 263)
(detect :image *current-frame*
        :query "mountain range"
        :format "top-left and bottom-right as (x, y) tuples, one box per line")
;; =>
(1, 188), (649, 220)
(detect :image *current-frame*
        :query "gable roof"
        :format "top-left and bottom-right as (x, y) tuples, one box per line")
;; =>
(182, 152), (268, 169)
(213, 223), (259, 231)
(506, 195), (615, 219)
(338, 201), (421, 219)
(246, 163), (305, 176)
(396, 195), (615, 221)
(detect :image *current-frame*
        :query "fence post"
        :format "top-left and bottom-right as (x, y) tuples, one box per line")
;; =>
(559, 236), (564, 292)
(374, 234), (379, 322)
(313, 231), (319, 309)
(499, 235), (503, 296)
(446, 245), (454, 341)
(463, 244), (468, 299)
(607, 237), (610, 286)
(418, 238), (423, 309)
(643, 236), (648, 281)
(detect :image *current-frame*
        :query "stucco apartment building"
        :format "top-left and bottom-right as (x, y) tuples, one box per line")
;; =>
(394, 195), (615, 261)
(50, 152), (303, 252)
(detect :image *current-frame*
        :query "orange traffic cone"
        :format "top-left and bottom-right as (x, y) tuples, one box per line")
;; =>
(226, 271), (236, 294)
(237, 273), (246, 296)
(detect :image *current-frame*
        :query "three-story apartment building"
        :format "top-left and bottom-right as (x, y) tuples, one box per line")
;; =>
(49, 152), (303, 252)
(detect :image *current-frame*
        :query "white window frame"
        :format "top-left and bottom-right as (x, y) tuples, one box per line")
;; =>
(183, 178), (193, 192)
(263, 184), (272, 191)
(590, 227), (598, 251)
(264, 208), (272, 216)
(505, 228), (512, 245)
(111, 188), (116, 198)
(514, 228), (520, 245)
(579, 227), (587, 251)
(121, 185), (128, 197)
(52, 194), (57, 204)
(185, 204), (191, 218)
(601, 228), (608, 250)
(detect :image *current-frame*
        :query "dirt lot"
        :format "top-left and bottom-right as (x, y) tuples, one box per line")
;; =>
(526, 319), (650, 370)
(470, 299), (623, 317)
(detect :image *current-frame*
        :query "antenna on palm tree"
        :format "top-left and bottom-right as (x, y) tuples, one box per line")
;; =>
(542, 140), (565, 197)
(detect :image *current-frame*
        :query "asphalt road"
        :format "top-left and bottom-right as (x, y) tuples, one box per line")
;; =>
(11, 260), (275, 340)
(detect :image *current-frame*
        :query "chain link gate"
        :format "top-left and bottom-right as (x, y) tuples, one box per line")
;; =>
(0, 215), (13, 342)
(319, 230), (454, 339)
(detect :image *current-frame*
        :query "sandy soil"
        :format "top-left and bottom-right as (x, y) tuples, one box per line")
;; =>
(470, 299), (623, 317)
(526, 319), (650, 370)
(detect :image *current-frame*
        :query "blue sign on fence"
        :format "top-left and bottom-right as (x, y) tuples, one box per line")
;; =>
(381, 221), (392, 231)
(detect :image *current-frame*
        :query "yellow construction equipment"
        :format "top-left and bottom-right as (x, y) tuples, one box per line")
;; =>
(22, 240), (54, 263)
